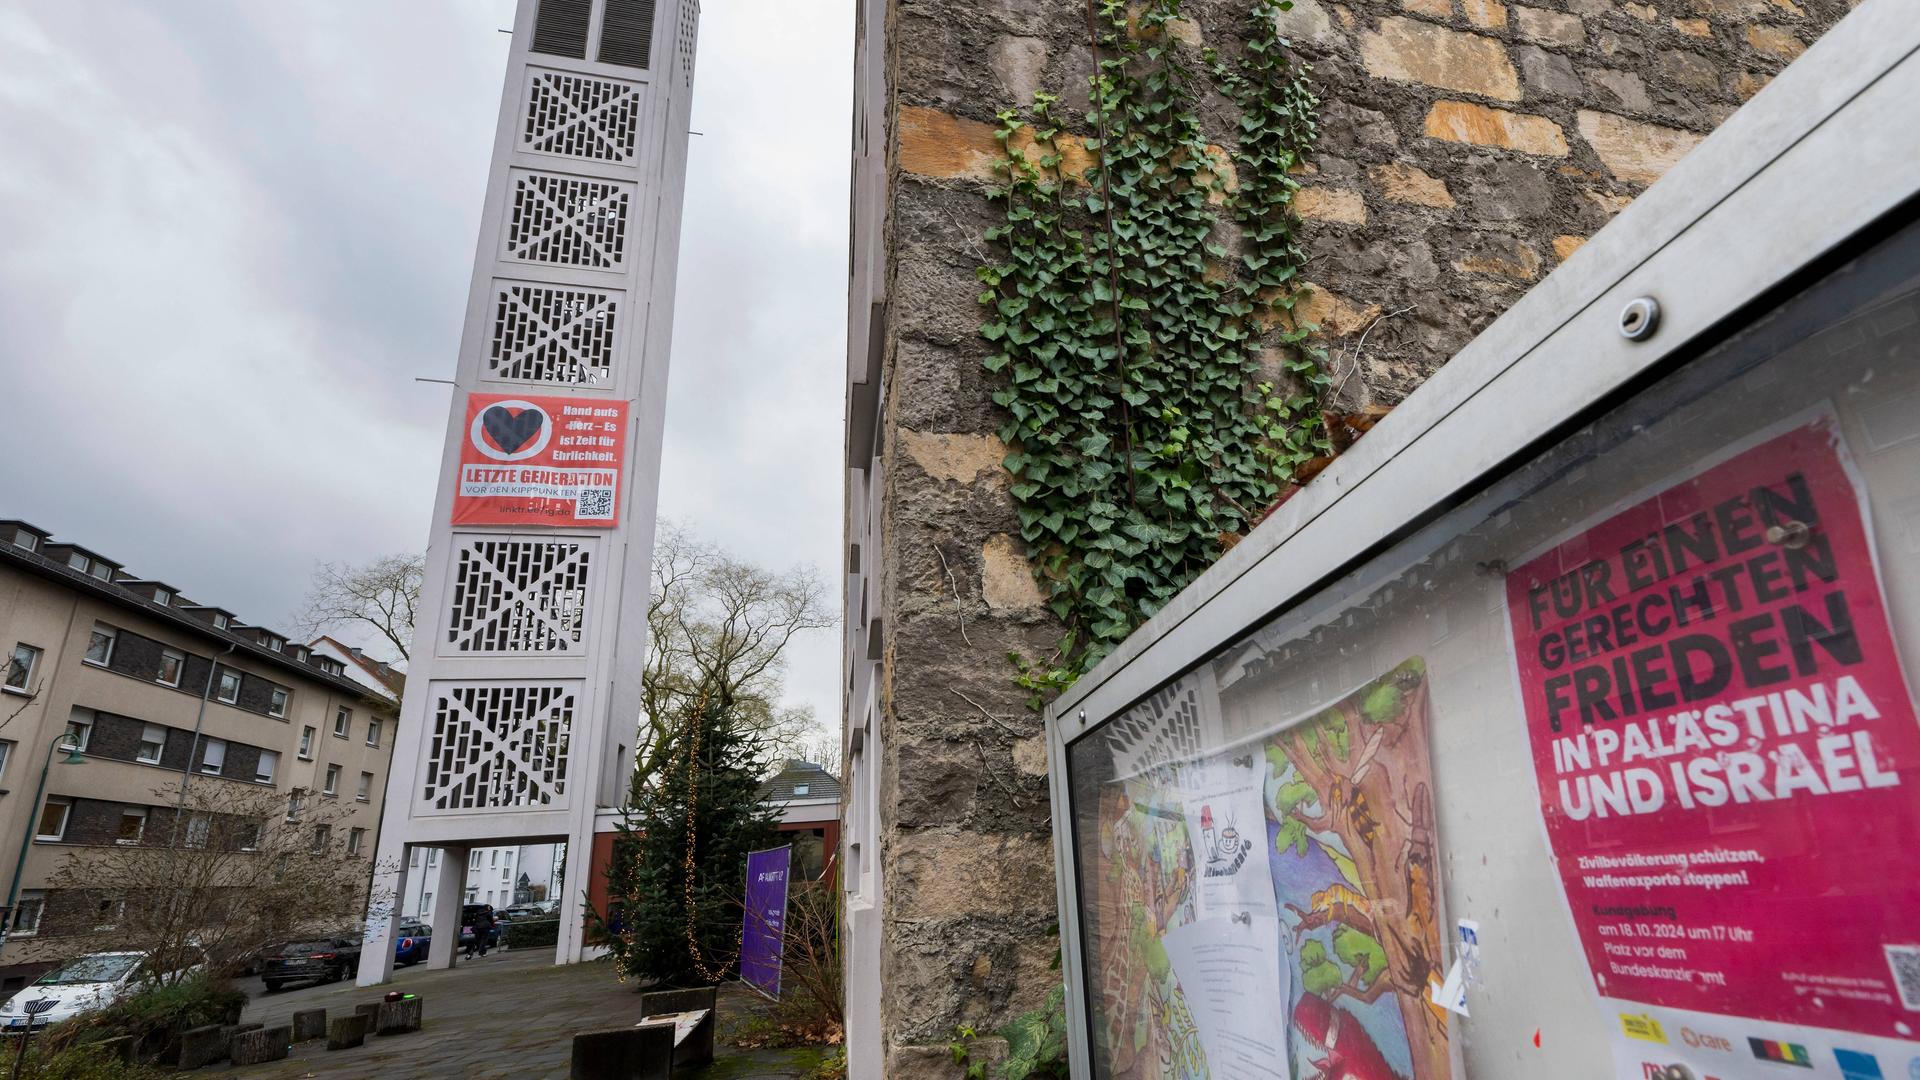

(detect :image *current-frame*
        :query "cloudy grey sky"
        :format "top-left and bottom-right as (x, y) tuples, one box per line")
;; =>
(0, 3), (851, 730)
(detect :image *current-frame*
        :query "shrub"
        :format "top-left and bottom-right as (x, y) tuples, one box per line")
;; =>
(504, 918), (560, 949)
(14, 1043), (168, 1080)
(43, 972), (245, 1059)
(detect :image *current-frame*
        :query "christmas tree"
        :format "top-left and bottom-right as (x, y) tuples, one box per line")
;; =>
(600, 691), (780, 986)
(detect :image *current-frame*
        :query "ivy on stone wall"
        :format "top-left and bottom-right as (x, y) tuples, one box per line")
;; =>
(980, 0), (1326, 702)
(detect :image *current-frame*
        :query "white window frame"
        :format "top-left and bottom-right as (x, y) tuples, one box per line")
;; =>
(153, 588), (171, 607)
(136, 723), (166, 765)
(87, 562), (111, 582)
(356, 771), (373, 802)
(156, 648), (184, 688)
(256, 749), (279, 785)
(117, 807), (148, 845)
(65, 552), (88, 573)
(83, 623), (115, 667)
(347, 827), (365, 856)
(215, 669), (241, 704)
(366, 718), (382, 747)
(298, 726), (316, 759)
(469, 850), (481, 870)
(267, 687), (289, 718)
(333, 707), (351, 739)
(4, 643), (40, 693)
(0, 740), (12, 785)
(9, 892), (44, 937)
(422, 890), (433, 912)
(310, 824), (331, 855)
(427, 848), (439, 867)
(36, 797), (71, 841)
(212, 613), (229, 630)
(268, 637), (283, 653)
(63, 709), (93, 753)
(199, 737), (227, 775)
(323, 764), (341, 796)
(185, 813), (211, 849)
(10, 532), (36, 552)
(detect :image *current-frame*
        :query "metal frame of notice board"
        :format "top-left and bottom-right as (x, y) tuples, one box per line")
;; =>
(1044, 2), (1920, 1076)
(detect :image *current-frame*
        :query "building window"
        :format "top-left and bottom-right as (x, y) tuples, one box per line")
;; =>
(9, 893), (43, 937)
(199, 737), (226, 775)
(36, 798), (71, 841)
(215, 669), (241, 703)
(268, 638), (283, 653)
(311, 824), (331, 855)
(63, 709), (92, 752)
(500, 866), (510, 882)
(490, 850), (498, 868)
(136, 723), (166, 765)
(427, 848), (439, 867)
(87, 563), (111, 582)
(184, 813), (210, 848)
(286, 794), (302, 822)
(153, 589), (171, 607)
(256, 749), (279, 785)
(793, 784), (810, 795)
(366, 718), (382, 747)
(212, 613), (229, 630)
(295, 646), (308, 661)
(347, 828), (366, 856)
(0, 741), (12, 785)
(10, 532), (35, 552)
(356, 771), (373, 802)
(65, 552), (88, 573)
(298, 726), (315, 759)
(268, 688), (289, 718)
(323, 764), (340, 796)
(466, 887), (477, 902)
(422, 891), (433, 912)
(156, 649), (184, 688)
(469, 851), (481, 870)
(333, 707), (351, 738)
(83, 624), (115, 666)
(117, 807), (147, 845)
(4, 644), (40, 692)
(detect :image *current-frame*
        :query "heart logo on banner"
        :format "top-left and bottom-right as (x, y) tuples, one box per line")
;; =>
(481, 406), (546, 455)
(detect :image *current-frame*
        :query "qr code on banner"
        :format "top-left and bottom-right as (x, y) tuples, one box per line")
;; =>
(1887, 945), (1920, 1010)
(576, 487), (615, 520)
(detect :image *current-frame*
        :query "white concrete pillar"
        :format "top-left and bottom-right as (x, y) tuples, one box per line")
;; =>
(357, 841), (411, 986)
(423, 847), (470, 971)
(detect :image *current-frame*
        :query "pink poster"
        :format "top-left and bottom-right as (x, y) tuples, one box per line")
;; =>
(1505, 413), (1920, 1040)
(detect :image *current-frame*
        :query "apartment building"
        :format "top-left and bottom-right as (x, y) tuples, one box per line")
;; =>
(0, 520), (398, 990)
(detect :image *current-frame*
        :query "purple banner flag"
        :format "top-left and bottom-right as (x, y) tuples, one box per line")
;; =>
(741, 845), (792, 999)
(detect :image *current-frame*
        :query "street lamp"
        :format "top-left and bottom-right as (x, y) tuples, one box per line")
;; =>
(0, 739), (87, 948)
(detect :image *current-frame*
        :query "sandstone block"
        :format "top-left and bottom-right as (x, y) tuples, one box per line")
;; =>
(1012, 736), (1049, 777)
(229, 1026), (291, 1067)
(1452, 236), (1541, 279)
(1513, 6), (1586, 47)
(1585, 68), (1651, 113)
(1371, 163), (1455, 208)
(1552, 234), (1587, 261)
(1746, 24), (1803, 60)
(1272, 0), (1339, 44)
(1424, 101), (1570, 156)
(1517, 45), (1584, 97)
(1732, 70), (1771, 101)
(1577, 110), (1703, 185)
(1402, 0), (1452, 18)
(888, 830), (1056, 920)
(899, 106), (1002, 182)
(897, 430), (1008, 484)
(1462, 0), (1507, 28)
(981, 534), (1045, 610)
(990, 37), (1048, 107)
(1360, 18), (1520, 102)
(1624, 2), (1657, 19)
(1672, 16), (1711, 36)
(1293, 187), (1367, 225)
(1285, 283), (1382, 337)
(1659, 49), (1721, 91)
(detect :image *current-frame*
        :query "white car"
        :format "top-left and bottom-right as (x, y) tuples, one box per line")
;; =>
(0, 952), (148, 1031)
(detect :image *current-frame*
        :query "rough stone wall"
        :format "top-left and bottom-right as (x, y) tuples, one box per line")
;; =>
(867, 0), (1851, 1073)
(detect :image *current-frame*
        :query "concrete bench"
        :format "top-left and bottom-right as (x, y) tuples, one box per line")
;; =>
(292, 1008), (327, 1042)
(638, 987), (716, 1071)
(177, 1025), (226, 1070)
(229, 1025), (291, 1066)
(327, 1014), (369, 1051)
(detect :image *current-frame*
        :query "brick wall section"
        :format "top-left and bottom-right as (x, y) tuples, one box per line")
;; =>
(868, 0), (1850, 1072)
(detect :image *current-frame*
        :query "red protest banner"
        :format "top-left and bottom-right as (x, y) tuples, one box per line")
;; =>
(1505, 413), (1920, 1038)
(451, 392), (627, 528)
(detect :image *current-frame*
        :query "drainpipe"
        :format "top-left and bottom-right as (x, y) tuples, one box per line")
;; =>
(169, 643), (236, 845)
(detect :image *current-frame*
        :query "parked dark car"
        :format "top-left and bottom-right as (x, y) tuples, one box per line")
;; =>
(262, 936), (361, 991)
(394, 921), (432, 967)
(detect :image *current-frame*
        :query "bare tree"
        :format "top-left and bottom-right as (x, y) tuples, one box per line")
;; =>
(633, 522), (834, 788)
(797, 733), (843, 777)
(292, 554), (423, 661)
(42, 783), (387, 982)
